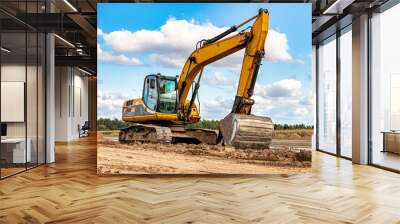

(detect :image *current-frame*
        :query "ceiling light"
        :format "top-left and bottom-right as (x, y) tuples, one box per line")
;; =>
(54, 34), (75, 48)
(78, 67), (92, 76)
(323, 0), (341, 14)
(323, 0), (355, 15)
(1, 47), (11, 53)
(76, 48), (85, 55)
(63, 0), (78, 12)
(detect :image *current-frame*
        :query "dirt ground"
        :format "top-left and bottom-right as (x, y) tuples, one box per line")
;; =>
(97, 136), (312, 174)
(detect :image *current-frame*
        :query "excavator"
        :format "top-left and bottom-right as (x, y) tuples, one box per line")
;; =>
(119, 8), (273, 149)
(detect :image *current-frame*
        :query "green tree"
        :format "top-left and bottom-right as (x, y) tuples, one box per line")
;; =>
(97, 118), (130, 131)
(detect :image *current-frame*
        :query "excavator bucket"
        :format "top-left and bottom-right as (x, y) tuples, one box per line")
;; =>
(219, 113), (273, 149)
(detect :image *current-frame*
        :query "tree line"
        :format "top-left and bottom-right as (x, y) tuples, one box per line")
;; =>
(274, 123), (313, 130)
(97, 118), (130, 131)
(97, 118), (313, 131)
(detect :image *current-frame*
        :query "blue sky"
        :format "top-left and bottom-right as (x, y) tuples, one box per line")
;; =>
(97, 3), (312, 124)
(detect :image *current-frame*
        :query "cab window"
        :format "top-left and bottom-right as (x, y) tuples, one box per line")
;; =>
(143, 76), (157, 111)
(158, 78), (177, 113)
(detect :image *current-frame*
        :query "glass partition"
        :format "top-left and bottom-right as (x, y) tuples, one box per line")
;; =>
(1, 30), (28, 177)
(0, 1), (46, 179)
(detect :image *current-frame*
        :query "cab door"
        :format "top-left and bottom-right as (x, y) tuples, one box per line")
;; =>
(143, 76), (158, 111)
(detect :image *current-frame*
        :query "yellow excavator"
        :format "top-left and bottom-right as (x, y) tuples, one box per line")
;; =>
(119, 8), (273, 149)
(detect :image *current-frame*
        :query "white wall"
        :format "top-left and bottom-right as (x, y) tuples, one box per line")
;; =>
(1, 65), (41, 139)
(1, 65), (26, 138)
(55, 67), (69, 141)
(54, 67), (89, 141)
(72, 73), (89, 138)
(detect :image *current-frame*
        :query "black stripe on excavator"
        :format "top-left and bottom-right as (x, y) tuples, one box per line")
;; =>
(178, 56), (196, 101)
(247, 50), (264, 97)
(186, 82), (200, 120)
(186, 70), (203, 120)
(231, 96), (255, 114)
(205, 26), (237, 45)
(231, 50), (264, 114)
(231, 95), (243, 114)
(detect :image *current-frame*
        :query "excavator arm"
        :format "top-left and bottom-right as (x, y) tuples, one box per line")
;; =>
(177, 8), (273, 149)
(177, 8), (269, 120)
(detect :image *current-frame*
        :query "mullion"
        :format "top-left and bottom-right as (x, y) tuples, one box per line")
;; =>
(0, 23), (2, 179)
(336, 29), (341, 157)
(315, 45), (319, 150)
(25, 0), (28, 171)
(36, 0), (39, 168)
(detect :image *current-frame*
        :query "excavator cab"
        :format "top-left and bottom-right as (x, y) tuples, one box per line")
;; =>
(122, 73), (200, 123)
(142, 74), (177, 113)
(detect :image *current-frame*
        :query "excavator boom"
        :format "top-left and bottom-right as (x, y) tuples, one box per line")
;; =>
(177, 8), (269, 118)
(176, 8), (273, 148)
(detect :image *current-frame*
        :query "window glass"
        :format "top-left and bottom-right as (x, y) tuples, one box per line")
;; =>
(158, 79), (176, 113)
(143, 77), (157, 111)
(371, 4), (400, 171)
(317, 35), (337, 154)
(340, 28), (352, 158)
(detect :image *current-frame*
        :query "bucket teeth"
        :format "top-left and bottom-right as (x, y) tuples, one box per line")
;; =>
(219, 113), (273, 149)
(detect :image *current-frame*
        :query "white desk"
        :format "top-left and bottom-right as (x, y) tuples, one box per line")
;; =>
(1, 138), (31, 163)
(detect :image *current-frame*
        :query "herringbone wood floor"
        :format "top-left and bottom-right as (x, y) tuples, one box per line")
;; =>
(1, 137), (400, 223)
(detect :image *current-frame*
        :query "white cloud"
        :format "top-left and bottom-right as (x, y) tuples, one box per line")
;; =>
(253, 79), (312, 123)
(103, 18), (227, 54)
(98, 90), (133, 119)
(264, 30), (292, 62)
(294, 59), (306, 64)
(205, 72), (234, 86)
(255, 79), (302, 98)
(102, 18), (294, 69)
(202, 78), (313, 124)
(98, 44), (142, 66)
(149, 53), (184, 68)
(202, 96), (233, 119)
(97, 28), (103, 36)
